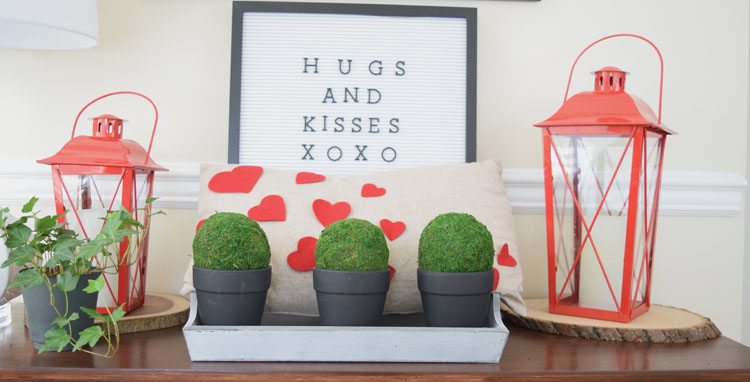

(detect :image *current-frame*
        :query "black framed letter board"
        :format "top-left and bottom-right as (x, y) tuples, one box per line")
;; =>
(229, 1), (477, 175)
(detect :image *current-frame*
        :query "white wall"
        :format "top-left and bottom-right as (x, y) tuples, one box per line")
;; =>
(0, 0), (748, 343)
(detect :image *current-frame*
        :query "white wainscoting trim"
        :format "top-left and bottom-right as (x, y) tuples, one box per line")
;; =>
(0, 163), (745, 217)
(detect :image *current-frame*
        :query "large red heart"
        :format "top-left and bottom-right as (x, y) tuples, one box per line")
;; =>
(379, 219), (406, 241)
(208, 166), (263, 193)
(497, 244), (517, 267)
(361, 183), (386, 197)
(247, 195), (286, 221)
(195, 219), (206, 233)
(313, 199), (351, 227)
(287, 236), (317, 272)
(389, 265), (396, 280)
(296, 172), (326, 184)
(493, 268), (499, 290)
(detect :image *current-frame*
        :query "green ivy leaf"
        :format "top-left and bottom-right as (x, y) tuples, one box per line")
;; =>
(77, 236), (107, 260)
(2, 246), (36, 268)
(8, 268), (45, 290)
(83, 275), (105, 293)
(38, 326), (71, 353)
(101, 211), (123, 237)
(5, 223), (31, 248)
(34, 215), (58, 233)
(21, 197), (38, 213)
(108, 304), (126, 323)
(54, 269), (80, 293)
(72, 326), (104, 352)
(150, 210), (166, 216)
(145, 197), (158, 204)
(113, 228), (137, 242)
(80, 306), (108, 321)
(52, 312), (79, 327)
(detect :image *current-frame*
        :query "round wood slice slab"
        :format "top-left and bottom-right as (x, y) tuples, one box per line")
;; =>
(501, 298), (721, 343)
(96, 293), (189, 334)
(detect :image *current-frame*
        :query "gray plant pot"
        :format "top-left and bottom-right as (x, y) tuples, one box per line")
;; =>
(418, 268), (494, 327)
(22, 271), (100, 351)
(313, 268), (390, 326)
(193, 266), (271, 325)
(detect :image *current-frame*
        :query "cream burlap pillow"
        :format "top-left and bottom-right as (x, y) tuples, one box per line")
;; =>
(182, 161), (526, 316)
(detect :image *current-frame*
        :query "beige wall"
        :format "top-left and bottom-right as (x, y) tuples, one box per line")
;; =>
(0, 0), (748, 343)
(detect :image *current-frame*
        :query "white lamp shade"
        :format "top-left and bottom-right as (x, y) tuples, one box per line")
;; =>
(0, 0), (99, 50)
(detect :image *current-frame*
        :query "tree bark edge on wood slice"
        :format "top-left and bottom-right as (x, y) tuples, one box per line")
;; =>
(501, 298), (721, 343)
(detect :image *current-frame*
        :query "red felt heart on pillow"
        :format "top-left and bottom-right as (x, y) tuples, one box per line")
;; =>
(287, 236), (317, 272)
(379, 219), (406, 241)
(361, 183), (386, 197)
(313, 199), (351, 227)
(497, 243), (517, 267)
(208, 166), (263, 193)
(296, 172), (326, 184)
(389, 265), (396, 280)
(196, 219), (206, 233)
(493, 268), (499, 290)
(247, 195), (286, 221)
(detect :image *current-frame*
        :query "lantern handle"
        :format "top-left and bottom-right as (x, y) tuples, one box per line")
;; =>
(71, 91), (159, 163)
(563, 33), (664, 124)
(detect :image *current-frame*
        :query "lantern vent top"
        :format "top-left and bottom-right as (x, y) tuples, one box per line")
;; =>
(593, 67), (627, 93)
(92, 114), (124, 139)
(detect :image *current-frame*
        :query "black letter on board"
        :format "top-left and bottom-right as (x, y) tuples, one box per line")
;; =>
(327, 146), (342, 161)
(302, 144), (315, 160)
(303, 116), (316, 132)
(338, 59), (352, 75)
(355, 145), (368, 161)
(303, 57), (319, 74)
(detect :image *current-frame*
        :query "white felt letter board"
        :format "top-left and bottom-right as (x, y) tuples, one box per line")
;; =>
(228, 2), (477, 175)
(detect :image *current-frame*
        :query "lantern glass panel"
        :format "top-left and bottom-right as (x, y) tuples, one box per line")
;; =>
(60, 174), (123, 239)
(629, 132), (664, 309)
(549, 132), (635, 312)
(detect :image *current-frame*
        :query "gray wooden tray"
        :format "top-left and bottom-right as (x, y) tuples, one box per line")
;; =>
(183, 292), (509, 363)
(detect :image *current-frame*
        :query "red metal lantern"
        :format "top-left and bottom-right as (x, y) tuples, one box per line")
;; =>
(38, 91), (166, 314)
(535, 35), (675, 322)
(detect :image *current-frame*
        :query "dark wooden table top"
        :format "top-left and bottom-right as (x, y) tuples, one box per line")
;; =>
(1, 302), (749, 381)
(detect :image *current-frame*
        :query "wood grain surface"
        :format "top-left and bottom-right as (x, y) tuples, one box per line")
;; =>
(502, 298), (721, 343)
(96, 293), (189, 334)
(1, 300), (749, 381)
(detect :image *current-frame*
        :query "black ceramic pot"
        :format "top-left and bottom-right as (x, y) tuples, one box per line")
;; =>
(22, 271), (100, 351)
(313, 268), (390, 326)
(193, 266), (271, 325)
(417, 268), (493, 327)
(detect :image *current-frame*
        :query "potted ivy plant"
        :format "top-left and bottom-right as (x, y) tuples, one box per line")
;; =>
(313, 218), (390, 326)
(0, 197), (153, 355)
(192, 212), (271, 325)
(418, 212), (495, 327)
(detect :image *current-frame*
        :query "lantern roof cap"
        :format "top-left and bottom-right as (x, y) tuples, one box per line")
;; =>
(37, 135), (167, 171)
(594, 66), (627, 73)
(534, 90), (675, 134)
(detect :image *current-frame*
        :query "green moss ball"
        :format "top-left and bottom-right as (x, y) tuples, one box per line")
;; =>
(315, 218), (389, 271)
(418, 213), (494, 272)
(192, 212), (271, 270)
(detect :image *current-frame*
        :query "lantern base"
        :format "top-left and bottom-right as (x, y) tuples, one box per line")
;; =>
(94, 293), (189, 334)
(501, 298), (720, 343)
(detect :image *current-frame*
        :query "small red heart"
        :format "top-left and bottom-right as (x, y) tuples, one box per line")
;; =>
(379, 219), (406, 241)
(296, 172), (326, 184)
(196, 219), (206, 233)
(247, 195), (286, 221)
(209, 166), (263, 193)
(313, 199), (351, 227)
(493, 268), (499, 290)
(361, 183), (386, 197)
(497, 244), (517, 267)
(389, 265), (396, 280)
(287, 236), (317, 272)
